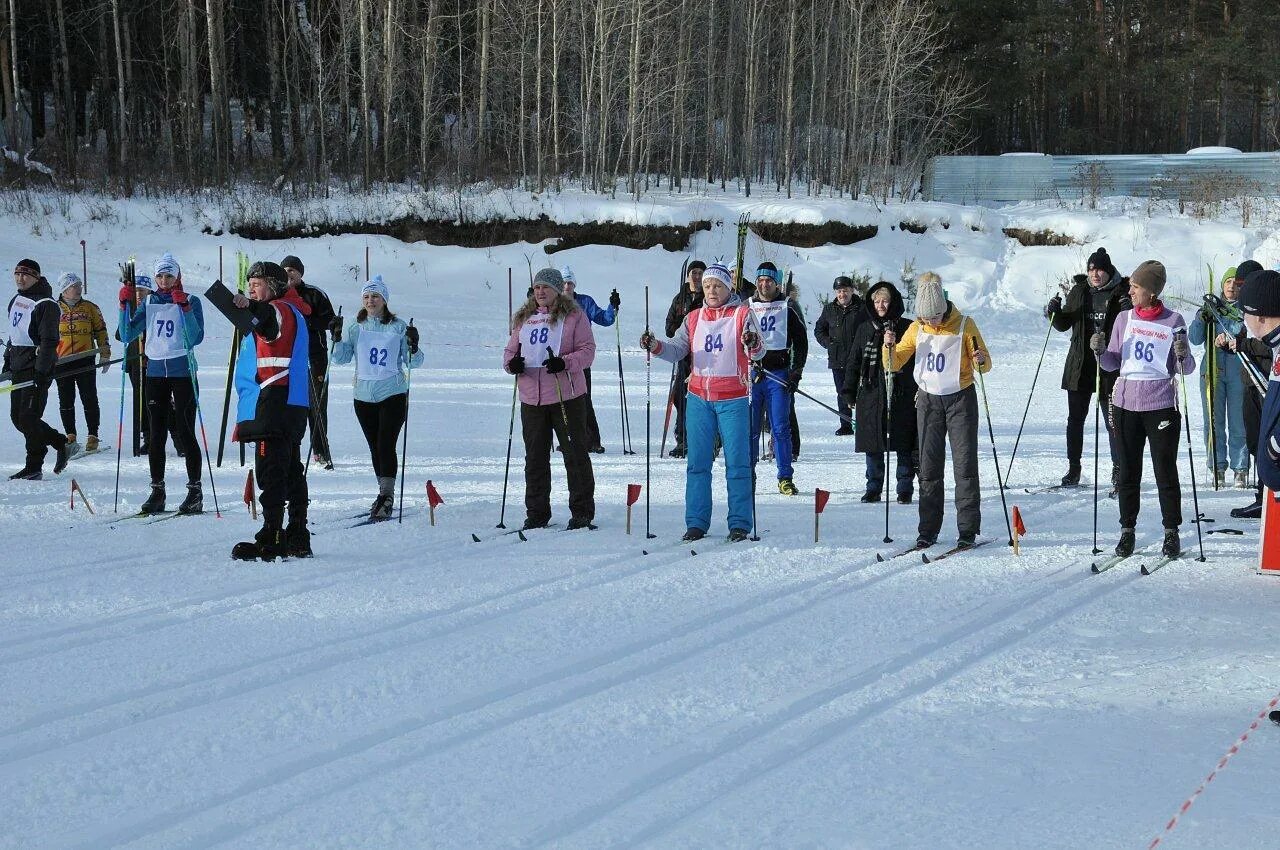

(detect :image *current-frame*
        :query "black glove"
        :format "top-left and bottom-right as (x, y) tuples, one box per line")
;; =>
(839, 391), (856, 410)
(787, 369), (803, 392)
(406, 325), (420, 355)
(1044, 295), (1062, 318)
(609, 289), (621, 309)
(329, 315), (344, 342)
(545, 354), (567, 374)
(508, 355), (526, 375)
(34, 370), (52, 390)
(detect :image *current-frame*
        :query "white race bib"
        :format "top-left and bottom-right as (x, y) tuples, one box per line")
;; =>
(1119, 318), (1173, 382)
(750, 299), (789, 351)
(145, 302), (188, 360)
(7, 294), (49, 347)
(519, 313), (565, 368)
(691, 313), (739, 378)
(355, 328), (401, 381)
(913, 329), (963, 395)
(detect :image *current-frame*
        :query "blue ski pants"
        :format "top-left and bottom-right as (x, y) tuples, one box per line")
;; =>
(750, 369), (793, 480)
(1201, 352), (1249, 472)
(685, 393), (753, 533)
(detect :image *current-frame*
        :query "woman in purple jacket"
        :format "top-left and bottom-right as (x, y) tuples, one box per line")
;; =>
(1091, 260), (1196, 558)
(503, 268), (597, 531)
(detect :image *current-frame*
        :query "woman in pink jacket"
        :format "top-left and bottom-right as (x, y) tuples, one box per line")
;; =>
(503, 268), (597, 530)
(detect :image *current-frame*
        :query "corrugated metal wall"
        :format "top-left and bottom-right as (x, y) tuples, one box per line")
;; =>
(922, 153), (1280, 204)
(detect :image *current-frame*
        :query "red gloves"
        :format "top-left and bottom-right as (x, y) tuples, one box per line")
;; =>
(170, 289), (190, 312)
(118, 283), (135, 308)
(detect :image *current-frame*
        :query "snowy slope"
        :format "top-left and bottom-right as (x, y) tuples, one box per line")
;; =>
(1, 190), (1279, 849)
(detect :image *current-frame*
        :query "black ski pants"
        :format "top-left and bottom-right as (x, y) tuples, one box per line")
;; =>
(354, 393), (407, 479)
(146, 376), (202, 484)
(832, 367), (852, 427)
(582, 367), (603, 450)
(673, 358), (690, 449)
(255, 404), (309, 529)
(57, 370), (101, 438)
(308, 355), (332, 461)
(1113, 405), (1182, 530)
(521, 394), (595, 525)
(1065, 373), (1118, 468)
(10, 381), (65, 469)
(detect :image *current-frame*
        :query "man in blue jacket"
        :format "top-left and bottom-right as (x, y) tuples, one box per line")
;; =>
(1238, 268), (1280, 494)
(561, 266), (620, 453)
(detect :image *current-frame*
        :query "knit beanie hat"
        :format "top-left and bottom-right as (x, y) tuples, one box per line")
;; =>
(248, 261), (289, 294)
(1086, 247), (1116, 276)
(755, 261), (781, 285)
(913, 272), (947, 320)
(703, 263), (732, 288)
(559, 265), (576, 284)
(1129, 260), (1167, 296)
(1239, 270), (1280, 318)
(154, 253), (181, 279)
(134, 274), (154, 291)
(833, 276), (855, 290)
(57, 272), (83, 294)
(688, 260), (707, 273)
(533, 267), (564, 293)
(14, 258), (39, 276)
(361, 274), (390, 303)
(1221, 267), (1238, 287)
(1236, 260), (1264, 279)
(280, 255), (304, 275)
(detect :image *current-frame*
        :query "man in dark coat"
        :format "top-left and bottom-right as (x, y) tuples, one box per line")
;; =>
(1228, 259), (1269, 518)
(6, 258), (73, 479)
(663, 260), (705, 458)
(281, 255), (339, 469)
(842, 281), (917, 502)
(1045, 247), (1130, 487)
(814, 275), (864, 435)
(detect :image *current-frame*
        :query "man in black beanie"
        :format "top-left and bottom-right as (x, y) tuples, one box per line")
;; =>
(6, 258), (73, 479)
(1224, 260), (1270, 517)
(1238, 268), (1280, 498)
(281, 255), (340, 469)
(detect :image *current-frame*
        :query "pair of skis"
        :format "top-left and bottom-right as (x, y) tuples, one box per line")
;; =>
(1090, 548), (1179, 575)
(877, 539), (992, 564)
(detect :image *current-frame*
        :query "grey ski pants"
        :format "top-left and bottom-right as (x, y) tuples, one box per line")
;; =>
(916, 385), (981, 540)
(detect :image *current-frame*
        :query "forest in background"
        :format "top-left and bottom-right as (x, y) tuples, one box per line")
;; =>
(0, 0), (1277, 198)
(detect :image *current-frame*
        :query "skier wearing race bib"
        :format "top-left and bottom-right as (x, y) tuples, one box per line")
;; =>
(502, 268), (597, 531)
(228, 262), (313, 561)
(55, 272), (111, 455)
(885, 272), (992, 550)
(641, 262), (766, 542)
(747, 262), (808, 495)
(120, 252), (206, 514)
(561, 265), (620, 453)
(1092, 260), (1196, 559)
(5, 258), (74, 479)
(331, 275), (424, 522)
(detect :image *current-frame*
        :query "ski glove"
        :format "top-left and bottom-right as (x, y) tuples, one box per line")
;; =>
(839, 391), (856, 411)
(1173, 334), (1190, 359)
(545, 354), (567, 374)
(508, 355), (526, 375)
(609, 289), (621, 309)
(406, 325), (420, 355)
(1044, 295), (1062, 318)
(329, 316), (344, 342)
(118, 283), (135, 308)
(639, 331), (658, 352)
(1088, 331), (1107, 355)
(170, 289), (191, 312)
(787, 369), (803, 392)
(741, 329), (761, 350)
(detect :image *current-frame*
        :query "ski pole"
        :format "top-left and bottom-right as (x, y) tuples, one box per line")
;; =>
(113, 308), (127, 513)
(1091, 362), (1102, 555)
(497, 273), (517, 529)
(548, 346), (572, 442)
(972, 336), (1014, 546)
(659, 361), (677, 456)
(615, 317), (636, 455)
(883, 340), (893, 544)
(754, 369), (854, 428)
(216, 325), (240, 467)
(399, 318), (413, 524)
(179, 315), (222, 518)
(310, 305), (342, 473)
(1003, 315), (1054, 486)
(1206, 337), (1219, 488)
(644, 284), (655, 539)
(1174, 329), (1207, 562)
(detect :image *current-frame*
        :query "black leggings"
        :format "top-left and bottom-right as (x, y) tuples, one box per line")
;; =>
(146, 376), (202, 484)
(1113, 406), (1182, 530)
(354, 394), (407, 478)
(57, 370), (101, 437)
(1065, 387), (1118, 466)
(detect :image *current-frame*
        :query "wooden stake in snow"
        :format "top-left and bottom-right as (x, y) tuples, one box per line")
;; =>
(814, 488), (830, 543)
(626, 484), (642, 535)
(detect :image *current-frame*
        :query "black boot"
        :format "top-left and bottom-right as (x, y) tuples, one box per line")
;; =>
(369, 494), (393, 521)
(860, 490), (881, 503)
(726, 528), (750, 543)
(681, 527), (705, 542)
(1060, 463), (1081, 486)
(232, 525), (288, 562)
(140, 482), (166, 514)
(177, 482), (203, 514)
(1115, 527), (1135, 557)
(567, 516), (597, 530)
(8, 466), (41, 480)
(1162, 528), (1181, 558)
(54, 439), (73, 474)
(286, 518), (313, 558)
(1231, 493), (1263, 519)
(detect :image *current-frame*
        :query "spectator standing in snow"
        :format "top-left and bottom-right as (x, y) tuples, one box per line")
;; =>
(502, 268), (597, 531)
(560, 265), (619, 453)
(664, 260), (705, 458)
(55, 272), (111, 455)
(1190, 266), (1250, 488)
(281, 255), (341, 470)
(1228, 260), (1270, 518)
(815, 275), (864, 435)
(5, 258), (73, 479)
(1238, 268), (1280, 500)
(748, 261), (808, 495)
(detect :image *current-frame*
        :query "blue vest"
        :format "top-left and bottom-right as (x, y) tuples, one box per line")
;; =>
(234, 302), (310, 427)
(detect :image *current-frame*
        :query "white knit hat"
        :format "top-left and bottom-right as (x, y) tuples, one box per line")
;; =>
(57, 271), (83, 293)
(914, 272), (947, 320)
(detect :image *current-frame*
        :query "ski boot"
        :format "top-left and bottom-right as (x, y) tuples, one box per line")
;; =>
(1115, 527), (1135, 558)
(232, 526), (288, 562)
(1162, 528), (1181, 558)
(286, 519), (313, 558)
(915, 534), (936, 548)
(668, 444), (687, 459)
(370, 476), (395, 521)
(956, 533), (977, 550)
(777, 478), (798, 496)
(860, 490), (881, 503)
(8, 466), (41, 480)
(1213, 469), (1226, 489)
(177, 482), (203, 514)
(897, 492), (913, 505)
(85, 435), (100, 453)
(520, 517), (551, 531)
(139, 482), (166, 514)
(727, 528), (750, 543)
(1234, 470), (1249, 489)
(835, 424), (854, 436)
(1060, 463), (1081, 486)
(681, 527), (706, 542)
(1231, 494), (1262, 519)
(54, 439), (75, 474)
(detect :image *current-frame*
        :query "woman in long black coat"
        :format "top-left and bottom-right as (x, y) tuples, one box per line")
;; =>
(842, 281), (918, 502)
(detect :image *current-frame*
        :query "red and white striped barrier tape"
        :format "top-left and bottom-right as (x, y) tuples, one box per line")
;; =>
(1147, 691), (1280, 849)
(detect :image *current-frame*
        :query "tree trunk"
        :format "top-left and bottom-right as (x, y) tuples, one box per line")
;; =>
(358, 0), (372, 186)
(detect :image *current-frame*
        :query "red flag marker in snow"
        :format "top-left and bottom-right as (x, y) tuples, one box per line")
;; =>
(626, 484), (642, 535)
(70, 478), (95, 515)
(1259, 488), (1280, 576)
(1011, 505), (1027, 556)
(814, 488), (831, 543)
(244, 470), (257, 521)
(426, 480), (444, 526)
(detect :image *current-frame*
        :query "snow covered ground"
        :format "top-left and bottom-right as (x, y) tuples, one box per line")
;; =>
(2, 189), (1279, 848)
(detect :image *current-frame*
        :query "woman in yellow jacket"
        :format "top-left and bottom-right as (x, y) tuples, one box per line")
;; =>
(56, 273), (111, 453)
(884, 272), (992, 550)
